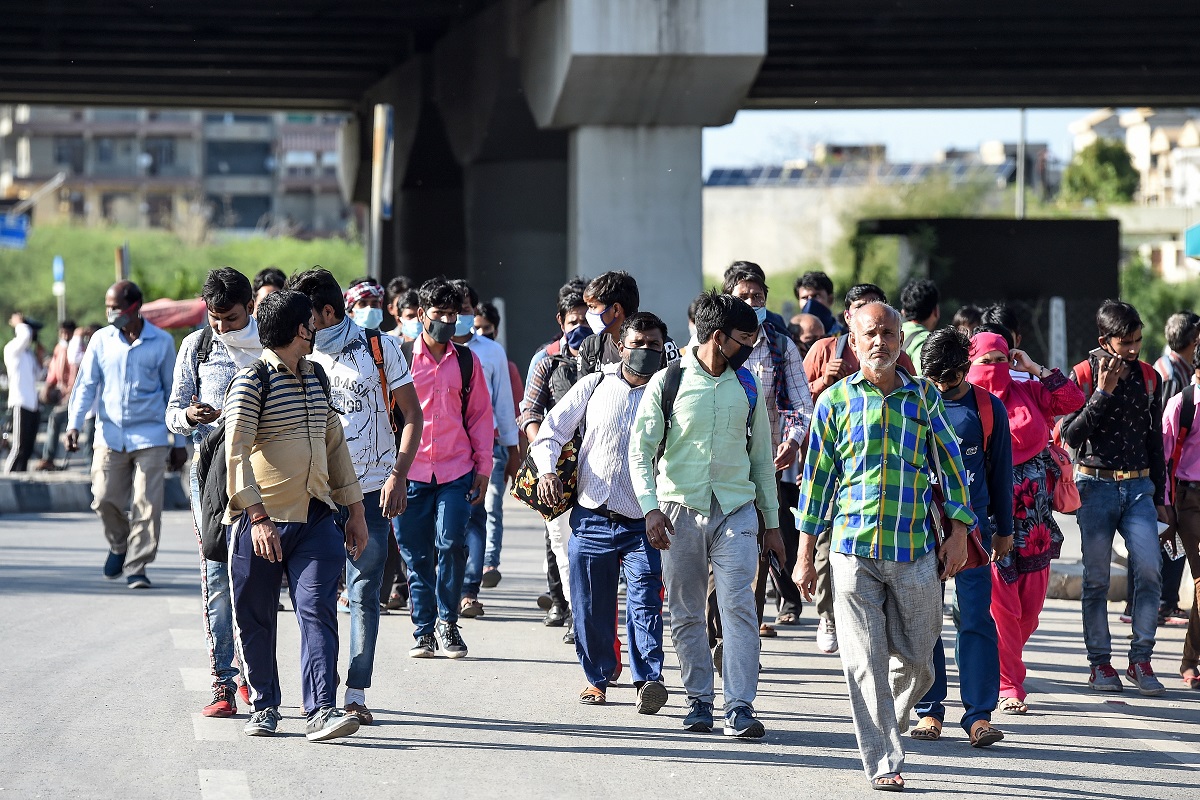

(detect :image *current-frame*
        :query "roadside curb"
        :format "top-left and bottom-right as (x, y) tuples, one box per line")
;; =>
(0, 474), (190, 515)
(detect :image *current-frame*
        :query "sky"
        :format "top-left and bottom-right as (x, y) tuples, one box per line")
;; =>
(701, 108), (1091, 176)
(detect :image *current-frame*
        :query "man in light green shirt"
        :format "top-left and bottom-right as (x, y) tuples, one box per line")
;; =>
(899, 278), (940, 374)
(629, 290), (785, 740)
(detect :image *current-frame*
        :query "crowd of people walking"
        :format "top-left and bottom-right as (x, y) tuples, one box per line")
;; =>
(11, 261), (1199, 790)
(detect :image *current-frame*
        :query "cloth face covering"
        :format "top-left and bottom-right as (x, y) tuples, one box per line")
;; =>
(216, 317), (261, 368)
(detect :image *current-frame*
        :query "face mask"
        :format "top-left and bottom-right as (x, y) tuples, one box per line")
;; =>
(353, 307), (383, 330)
(719, 333), (752, 371)
(586, 306), (611, 336)
(623, 347), (662, 377)
(565, 325), (591, 352)
(425, 318), (456, 344)
(454, 315), (474, 337)
(299, 324), (316, 355)
(400, 318), (422, 339)
(754, 306), (768, 327)
(106, 301), (139, 330)
(966, 362), (1013, 396)
(215, 317), (259, 350)
(314, 315), (351, 354)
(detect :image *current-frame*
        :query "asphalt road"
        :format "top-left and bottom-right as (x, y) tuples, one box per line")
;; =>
(2, 502), (1198, 799)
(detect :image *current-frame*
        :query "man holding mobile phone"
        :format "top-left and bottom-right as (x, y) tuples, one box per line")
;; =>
(1061, 300), (1169, 697)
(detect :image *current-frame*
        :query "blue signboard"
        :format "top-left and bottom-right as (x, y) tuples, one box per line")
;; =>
(1187, 222), (1200, 259)
(0, 214), (29, 250)
(52, 255), (64, 282)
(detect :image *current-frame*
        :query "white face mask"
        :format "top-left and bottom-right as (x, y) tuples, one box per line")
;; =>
(215, 318), (260, 368)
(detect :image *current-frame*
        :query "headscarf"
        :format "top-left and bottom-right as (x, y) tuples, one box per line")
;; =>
(967, 331), (1046, 466)
(344, 281), (384, 312)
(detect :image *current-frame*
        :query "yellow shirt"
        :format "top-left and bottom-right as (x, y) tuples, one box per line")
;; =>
(224, 349), (363, 523)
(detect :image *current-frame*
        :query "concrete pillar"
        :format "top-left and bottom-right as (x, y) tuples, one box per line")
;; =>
(569, 126), (700, 337)
(520, 0), (767, 341)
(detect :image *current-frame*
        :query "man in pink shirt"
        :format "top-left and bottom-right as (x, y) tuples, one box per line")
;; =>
(396, 277), (494, 659)
(1162, 348), (1200, 690)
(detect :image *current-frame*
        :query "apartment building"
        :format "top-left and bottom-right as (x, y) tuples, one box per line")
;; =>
(0, 106), (348, 235)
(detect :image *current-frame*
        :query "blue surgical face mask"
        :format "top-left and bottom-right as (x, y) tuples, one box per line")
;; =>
(400, 318), (422, 339)
(454, 315), (474, 337)
(754, 306), (768, 327)
(353, 307), (383, 330)
(564, 324), (591, 352)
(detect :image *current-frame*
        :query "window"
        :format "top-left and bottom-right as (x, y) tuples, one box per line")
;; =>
(53, 137), (85, 173)
(205, 141), (272, 176)
(96, 138), (114, 163)
(143, 137), (176, 175)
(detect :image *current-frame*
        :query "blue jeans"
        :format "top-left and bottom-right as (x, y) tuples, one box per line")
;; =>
(189, 457), (238, 688)
(1076, 475), (1162, 665)
(337, 490), (390, 690)
(463, 443), (506, 596)
(568, 506), (665, 690)
(913, 512), (999, 732)
(396, 472), (473, 637)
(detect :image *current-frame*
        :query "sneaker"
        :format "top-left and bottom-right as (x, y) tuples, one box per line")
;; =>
(1125, 662), (1166, 696)
(683, 699), (714, 733)
(1159, 606), (1189, 627)
(544, 602), (569, 627)
(127, 574), (151, 589)
(436, 620), (468, 659)
(724, 706), (765, 738)
(337, 592), (350, 614)
(562, 627), (575, 645)
(816, 618), (838, 654)
(536, 592), (554, 611)
(409, 633), (438, 658)
(306, 707), (360, 742)
(481, 567), (502, 588)
(103, 551), (125, 579)
(202, 684), (237, 718)
(712, 641), (723, 678)
(635, 680), (669, 715)
(459, 596), (485, 618)
(244, 707), (282, 736)
(1088, 663), (1124, 692)
(238, 684), (251, 707)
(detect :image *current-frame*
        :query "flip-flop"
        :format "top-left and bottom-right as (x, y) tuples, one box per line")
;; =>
(969, 721), (1005, 748)
(579, 686), (606, 705)
(1183, 672), (1200, 690)
(909, 717), (942, 741)
(872, 774), (905, 792)
(775, 612), (799, 626)
(998, 697), (1028, 714)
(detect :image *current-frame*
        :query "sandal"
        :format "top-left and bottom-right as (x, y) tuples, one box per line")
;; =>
(459, 596), (484, 618)
(775, 612), (799, 626)
(1183, 671), (1200, 690)
(909, 716), (941, 741)
(969, 720), (1005, 748)
(579, 686), (606, 705)
(759, 623), (778, 638)
(998, 697), (1028, 714)
(872, 774), (905, 792)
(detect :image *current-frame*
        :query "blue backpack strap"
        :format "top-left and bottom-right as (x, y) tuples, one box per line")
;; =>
(735, 366), (759, 441)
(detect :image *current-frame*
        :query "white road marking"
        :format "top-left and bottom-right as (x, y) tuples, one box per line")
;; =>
(191, 714), (240, 742)
(167, 597), (201, 615)
(197, 769), (251, 799)
(170, 628), (204, 649)
(179, 667), (211, 692)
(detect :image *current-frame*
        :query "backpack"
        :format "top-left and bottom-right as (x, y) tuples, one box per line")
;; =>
(195, 359), (332, 562)
(365, 328), (404, 449)
(400, 338), (474, 430)
(656, 359), (758, 460)
(1051, 356), (1159, 456)
(546, 354), (580, 409)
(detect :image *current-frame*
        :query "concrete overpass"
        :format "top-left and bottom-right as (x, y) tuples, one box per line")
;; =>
(6, 0), (1200, 358)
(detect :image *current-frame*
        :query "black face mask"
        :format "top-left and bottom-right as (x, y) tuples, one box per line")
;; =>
(425, 318), (456, 344)
(719, 333), (752, 371)
(623, 347), (662, 377)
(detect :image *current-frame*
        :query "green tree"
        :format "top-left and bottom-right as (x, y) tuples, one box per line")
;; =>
(1060, 139), (1140, 205)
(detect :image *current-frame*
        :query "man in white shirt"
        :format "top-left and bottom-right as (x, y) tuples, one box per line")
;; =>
(531, 313), (669, 713)
(4, 314), (41, 473)
(451, 280), (521, 616)
(288, 268), (424, 725)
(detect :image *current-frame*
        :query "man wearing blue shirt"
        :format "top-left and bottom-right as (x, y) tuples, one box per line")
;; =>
(912, 328), (1013, 747)
(67, 281), (187, 588)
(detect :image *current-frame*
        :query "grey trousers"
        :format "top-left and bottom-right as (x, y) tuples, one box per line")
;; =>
(661, 497), (760, 716)
(91, 445), (168, 577)
(831, 549), (942, 782)
(814, 529), (834, 620)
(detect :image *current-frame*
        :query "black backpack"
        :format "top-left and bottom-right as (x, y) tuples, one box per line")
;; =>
(195, 359), (331, 562)
(546, 353), (580, 408)
(399, 338), (474, 430)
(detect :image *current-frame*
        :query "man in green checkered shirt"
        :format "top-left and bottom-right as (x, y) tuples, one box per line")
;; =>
(793, 301), (974, 792)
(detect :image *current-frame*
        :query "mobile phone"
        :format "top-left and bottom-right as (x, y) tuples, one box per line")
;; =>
(1088, 347), (1112, 361)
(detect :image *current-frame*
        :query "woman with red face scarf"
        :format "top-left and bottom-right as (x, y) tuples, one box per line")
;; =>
(967, 331), (1085, 713)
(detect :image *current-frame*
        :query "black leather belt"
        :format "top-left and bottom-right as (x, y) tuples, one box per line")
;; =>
(1178, 479), (1200, 491)
(592, 506), (640, 525)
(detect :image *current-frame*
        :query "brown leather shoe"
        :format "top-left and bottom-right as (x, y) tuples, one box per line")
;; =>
(344, 702), (374, 725)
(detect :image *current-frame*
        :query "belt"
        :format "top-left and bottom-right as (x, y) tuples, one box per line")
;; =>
(1177, 479), (1200, 491)
(591, 506), (641, 525)
(1077, 465), (1150, 481)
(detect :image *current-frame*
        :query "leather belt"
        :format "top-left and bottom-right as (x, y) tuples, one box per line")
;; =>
(592, 506), (641, 525)
(1077, 465), (1150, 481)
(1177, 479), (1200, 491)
